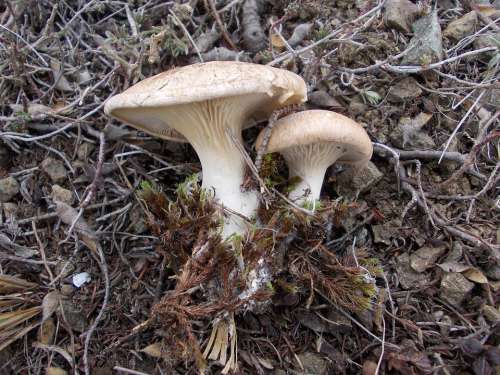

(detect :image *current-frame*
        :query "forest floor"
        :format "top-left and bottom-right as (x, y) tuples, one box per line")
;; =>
(0, 0), (499, 374)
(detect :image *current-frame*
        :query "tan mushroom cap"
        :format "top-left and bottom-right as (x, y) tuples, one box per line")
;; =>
(255, 110), (373, 165)
(104, 61), (307, 140)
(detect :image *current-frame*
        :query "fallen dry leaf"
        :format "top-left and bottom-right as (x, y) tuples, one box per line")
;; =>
(42, 291), (61, 321)
(141, 342), (163, 358)
(463, 268), (489, 284)
(0, 274), (38, 294)
(38, 317), (55, 345)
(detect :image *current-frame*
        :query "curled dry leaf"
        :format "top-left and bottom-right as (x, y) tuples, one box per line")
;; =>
(270, 33), (286, 50)
(46, 368), (68, 375)
(32, 342), (74, 367)
(54, 201), (97, 252)
(437, 261), (470, 273)
(463, 268), (488, 284)
(38, 317), (55, 345)
(141, 342), (163, 358)
(50, 60), (73, 92)
(438, 263), (489, 284)
(42, 291), (61, 321)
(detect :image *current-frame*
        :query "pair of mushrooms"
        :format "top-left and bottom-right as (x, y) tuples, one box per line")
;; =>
(105, 62), (372, 237)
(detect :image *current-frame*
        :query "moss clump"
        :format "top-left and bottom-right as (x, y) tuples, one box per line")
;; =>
(137, 175), (381, 372)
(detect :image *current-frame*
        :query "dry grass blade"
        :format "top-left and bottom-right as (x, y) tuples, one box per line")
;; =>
(0, 302), (42, 352)
(0, 306), (41, 331)
(0, 323), (39, 353)
(0, 275), (38, 294)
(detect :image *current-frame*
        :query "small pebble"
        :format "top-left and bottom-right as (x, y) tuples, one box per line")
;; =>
(0, 176), (20, 202)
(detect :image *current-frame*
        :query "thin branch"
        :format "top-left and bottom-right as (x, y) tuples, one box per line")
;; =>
(83, 244), (110, 375)
(381, 47), (498, 74)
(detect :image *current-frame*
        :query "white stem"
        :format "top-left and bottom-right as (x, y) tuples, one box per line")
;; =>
(199, 147), (258, 237)
(287, 164), (327, 205)
(282, 143), (345, 209)
(135, 96), (267, 237)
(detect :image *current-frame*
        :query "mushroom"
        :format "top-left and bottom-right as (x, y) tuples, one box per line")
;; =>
(104, 61), (306, 236)
(255, 110), (372, 208)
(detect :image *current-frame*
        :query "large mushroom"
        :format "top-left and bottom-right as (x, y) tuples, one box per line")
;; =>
(105, 61), (306, 236)
(255, 110), (372, 208)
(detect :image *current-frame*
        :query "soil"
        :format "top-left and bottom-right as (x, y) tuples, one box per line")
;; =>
(0, 1), (499, 375)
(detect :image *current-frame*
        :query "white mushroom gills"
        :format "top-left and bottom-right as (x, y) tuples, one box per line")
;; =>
(118, 94), (264, 237)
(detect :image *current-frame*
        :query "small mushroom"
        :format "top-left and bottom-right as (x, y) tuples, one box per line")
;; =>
(255, 110), (372, 207)
(105, 61), (306, 236)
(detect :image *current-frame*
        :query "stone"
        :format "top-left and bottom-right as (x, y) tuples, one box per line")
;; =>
(60, 284), (75, 297)
(410, 246), (447, 273)
(128, 205), (147, 234)
(297, 309), (330, 333)
(437, 0), (456, 9)
(47, 368), (68, 375)
(334, 161), (383, 198)
(348, 95), (368, 115)
(297, 309), (351, 334)
(51, 185), (73, 204)
(444, 242), (463, 262)
(402, 10), (443, 65)
(396, 253), (432, 289)
(296, 352), (328, 375)
(444, 11), (478, 41)
(0, 176), (19, 202)
(387, 77), (422, 103)
(326, 310), (352, 333)
(482, 305), (500, 322)
(355, 309), (374, 331)
(308, 90), (343, 109)
(440, 272), (474, 306)
(486, 265), (500, 281)
(362, 360), (378, 375)
(391, 112), (435, 150)
(473, 32), (500, 58)
(77, 142), (95, 160)
(60, 300), (86, 332)
(384, 0), (420, 33)
(1, 202), (18, 220)
(41, 157), (67, 183)
(372, 219), (401, 246)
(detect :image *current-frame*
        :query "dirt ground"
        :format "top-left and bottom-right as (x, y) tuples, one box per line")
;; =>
(0, 0), (499, 374)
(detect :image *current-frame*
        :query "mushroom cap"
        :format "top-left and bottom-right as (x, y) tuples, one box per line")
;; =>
(255, 110), (373, 165)
(104, 61), (307, 139)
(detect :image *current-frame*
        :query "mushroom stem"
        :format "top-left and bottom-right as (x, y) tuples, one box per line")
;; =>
(282, 143), (345, 208)
(287, 166), (326, 205)
(197, 146), (259, 237)
(145, 97), (263, 237)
